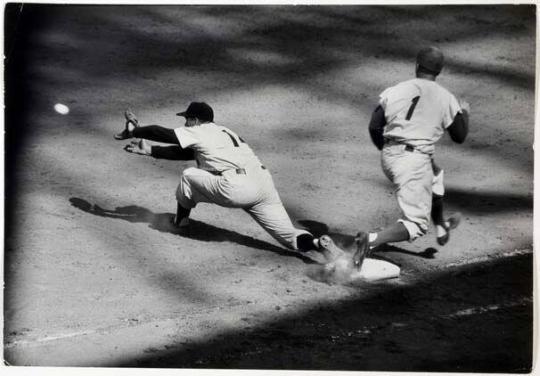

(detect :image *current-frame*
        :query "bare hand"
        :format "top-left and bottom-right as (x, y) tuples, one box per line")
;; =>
(459, 99), (470, 114)
(124, 139), (151, 156)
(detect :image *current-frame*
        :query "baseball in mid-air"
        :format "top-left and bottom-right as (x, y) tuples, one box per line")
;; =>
(54, 103), (70, 115)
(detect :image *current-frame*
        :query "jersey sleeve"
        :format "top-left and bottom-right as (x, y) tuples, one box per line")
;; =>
(378, 87), (392, 110)
(174, 127), (199, 149)
(442, 93), (462, 129)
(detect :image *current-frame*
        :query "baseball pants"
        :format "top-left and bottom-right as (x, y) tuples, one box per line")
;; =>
(175, 165), (310, 250)
(382, 144), (435, 241)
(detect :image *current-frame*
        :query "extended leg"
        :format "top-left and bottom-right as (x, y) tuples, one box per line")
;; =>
(245, 197), (346, 262)
(246, 201), (311, 251)
(296, 233), (317, 251)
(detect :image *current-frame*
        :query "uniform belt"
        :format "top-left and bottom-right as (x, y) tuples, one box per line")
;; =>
(384, 139), (416, 152)
(209, 165), (266, 176)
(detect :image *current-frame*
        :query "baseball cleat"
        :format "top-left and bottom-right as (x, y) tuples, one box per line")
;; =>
(436, 212), (461, 246)
(170, 215), (190, 229)
(317, 235), (345, 263)
(352, 232), (370, 270)
(114, 109), (139, 140)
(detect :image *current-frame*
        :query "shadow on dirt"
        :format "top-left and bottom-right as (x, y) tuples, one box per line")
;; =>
(109, 252), (532, 372)
(69, 197), (315, 263)
(443, 188), (533, 214)
(370, 179), (533, 216)
(377, 245), (439, 259)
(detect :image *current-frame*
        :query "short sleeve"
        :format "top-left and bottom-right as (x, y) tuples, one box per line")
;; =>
(378, 87), (391, 109)
(442, 94), (462, 129)
(174, 127), (199, 148)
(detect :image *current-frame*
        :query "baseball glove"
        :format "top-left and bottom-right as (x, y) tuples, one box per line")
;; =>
(124, 108), (139, 127)
(114, 109), (140, 140)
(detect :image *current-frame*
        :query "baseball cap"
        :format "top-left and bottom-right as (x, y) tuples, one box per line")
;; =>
(176, 102), (214, 122)
(416, 46), (444, 74)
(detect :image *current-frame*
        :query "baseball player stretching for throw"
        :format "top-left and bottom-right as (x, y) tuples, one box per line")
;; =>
(115, 102), (355, 262)
(353, 46), (469, 268)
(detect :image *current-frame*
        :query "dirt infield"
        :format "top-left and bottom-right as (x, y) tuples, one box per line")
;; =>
(4, 4), (535, 372)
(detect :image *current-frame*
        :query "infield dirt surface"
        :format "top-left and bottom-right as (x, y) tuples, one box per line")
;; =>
(4, 4), (535, 372)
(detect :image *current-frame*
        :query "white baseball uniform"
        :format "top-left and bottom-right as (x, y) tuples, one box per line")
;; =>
(379, 78), (462, 239)
(173, 122), (310, 250)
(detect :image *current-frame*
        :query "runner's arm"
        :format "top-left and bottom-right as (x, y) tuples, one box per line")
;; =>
(447, 111), (468, 144)
(368, 105), (386, 150)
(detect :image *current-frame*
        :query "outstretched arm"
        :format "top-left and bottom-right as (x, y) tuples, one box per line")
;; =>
(124, 140), (194, 160)
(368, 105), (387, 150)
(132, 125), (180, 145)
(151, 145), (195, 160)
(116, 110), (180, 144)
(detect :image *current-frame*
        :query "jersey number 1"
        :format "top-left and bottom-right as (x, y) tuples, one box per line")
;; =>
(222, 130), (245, 147)
(405, 96), (420, 120)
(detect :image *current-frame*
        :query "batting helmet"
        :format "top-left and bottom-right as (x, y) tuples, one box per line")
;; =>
(416, 46), (444, 75)
(177, 102), (214, 122)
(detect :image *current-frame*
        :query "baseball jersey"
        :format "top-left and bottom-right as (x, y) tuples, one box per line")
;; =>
(379, 78), (461, 147)
(174, 123), (262, 172)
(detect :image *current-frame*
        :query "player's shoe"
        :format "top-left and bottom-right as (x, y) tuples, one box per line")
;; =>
(352, 231), (370, 270)
(170, 215), (190, 229)
(436, 212), (461, 246)
(114, 109), (139, 140)
(317, 235), (345, 263)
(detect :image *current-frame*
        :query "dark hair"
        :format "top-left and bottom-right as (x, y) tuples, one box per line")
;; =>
(416, 46), (444, 75)
(417, 64), (440, 77)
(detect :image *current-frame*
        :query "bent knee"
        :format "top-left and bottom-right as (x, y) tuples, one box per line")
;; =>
(398, 219), (427, 242)
(181, 167), (200, 179)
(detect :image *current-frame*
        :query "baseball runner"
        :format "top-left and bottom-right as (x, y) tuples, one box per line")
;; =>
(353, 46), (469, 268)
(115, 102), (360, 262)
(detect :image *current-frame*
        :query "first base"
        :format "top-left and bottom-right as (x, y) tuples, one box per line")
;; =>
(350, 258), (400, 281)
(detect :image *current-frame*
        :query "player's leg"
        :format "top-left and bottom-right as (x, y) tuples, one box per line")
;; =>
(172, 202), (191, 228)
(430, 161), (461, 245)
(174, 167), (224, 227)
(246, 200), (312, 250)
(296, 233), (319, 251)
(245, 172), (348, 262)
(431, 162), (447, 242)
(367, 222), (410, 247)
(365, 147), (433, 249)
(246, 202), (349, 262)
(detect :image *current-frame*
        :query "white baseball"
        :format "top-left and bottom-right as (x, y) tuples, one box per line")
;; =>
(54, 103), (70, 115)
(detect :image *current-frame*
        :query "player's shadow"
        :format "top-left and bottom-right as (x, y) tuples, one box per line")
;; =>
(378, 245), (438, 259)
(298, 219), (438, 260)
(69, 197), (315, 263)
